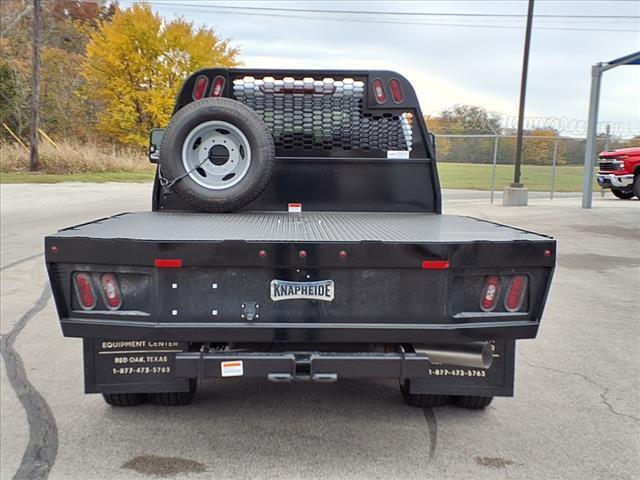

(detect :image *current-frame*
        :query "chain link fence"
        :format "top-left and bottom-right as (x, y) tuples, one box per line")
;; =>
(433, 133), (632, 201)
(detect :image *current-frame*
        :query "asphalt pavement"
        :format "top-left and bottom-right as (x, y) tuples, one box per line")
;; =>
(1, 183), (639, 480)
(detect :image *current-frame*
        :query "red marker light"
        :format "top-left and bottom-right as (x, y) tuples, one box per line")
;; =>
(299, 250), (307, 258)
(389, 79), (404, 103)
(192, 75), (209, 100)
(100, 273), (122, 310)
(73, 272), (96, 310)
(504, 275), (528, 312)
(50, 245), (58, 253)
(211, 76), (225, 97)
(480, 275), (501, 312)
(339, 250), (348, 259)
(154, 259), (183, 268)
(259, 250), (267, 258)
(544, 249), (552, 257)
(372, 78), (386, 103)
(421, 260), (449, 270)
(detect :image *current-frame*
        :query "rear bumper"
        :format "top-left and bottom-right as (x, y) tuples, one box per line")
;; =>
(60, 317), (539, 343)
(82, 338), (516, 397)
(596, 173), (634, 188)
(174, 351), (430, 382)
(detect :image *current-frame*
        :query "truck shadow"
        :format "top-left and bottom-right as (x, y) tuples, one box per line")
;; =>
(107, 379), (438, 478)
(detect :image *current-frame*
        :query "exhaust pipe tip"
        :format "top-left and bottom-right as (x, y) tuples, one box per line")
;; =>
(414, 342), (494, 370)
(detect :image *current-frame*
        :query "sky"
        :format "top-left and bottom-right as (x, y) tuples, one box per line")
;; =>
(124, 0), (640, 137)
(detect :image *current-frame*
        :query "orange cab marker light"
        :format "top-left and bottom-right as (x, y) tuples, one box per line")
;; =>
(422, 260), (450, 270)
(154, 259), (183, 268)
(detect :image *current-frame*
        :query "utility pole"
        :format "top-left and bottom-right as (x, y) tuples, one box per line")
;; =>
(513, 0), (534, 186)
(29, 0), (41, 172)
(503, 0), (534, 206)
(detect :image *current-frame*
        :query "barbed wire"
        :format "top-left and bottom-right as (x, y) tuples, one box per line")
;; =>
(426, 112), (640, 138)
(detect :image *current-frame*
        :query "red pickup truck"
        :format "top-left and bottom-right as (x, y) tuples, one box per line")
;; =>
(596, 146), (640, 199)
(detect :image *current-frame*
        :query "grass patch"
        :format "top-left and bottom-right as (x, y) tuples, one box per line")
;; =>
(0, 171), (154, 183)
(438, 163), (591, 192)
(1, 140), (152, 174)
(0, 140), (591, 192)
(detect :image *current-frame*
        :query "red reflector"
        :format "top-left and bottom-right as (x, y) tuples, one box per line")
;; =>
(421, 260), (449, 270)
(192, 75), (208, 100)
(210, 76), (225, 97)
(504, 275), (528, 312)
(480, 275), (501, 312)
(389, 79), (404, 103)
(154, 259), (183, 268)
(100, 273), (122, 310)
(73, 272), (96, 310)
(372, 78), (386, 103)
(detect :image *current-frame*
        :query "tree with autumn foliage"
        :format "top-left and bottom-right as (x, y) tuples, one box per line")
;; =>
(1, 0), (116, 140)
(82, 3), (240, 146)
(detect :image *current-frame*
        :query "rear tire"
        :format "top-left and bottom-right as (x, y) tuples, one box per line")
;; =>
(149, 380), (197, 406)
(400, 380), (447, 408)
(102, 393), (147, 407)
(633, 175), (640, 199)
(450, 395), (493, 409)
(611, 188), (634, 200)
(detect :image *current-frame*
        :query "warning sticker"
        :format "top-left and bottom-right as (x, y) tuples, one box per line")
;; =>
(386, 150), (410, 159)
(221, 360), (244, 377)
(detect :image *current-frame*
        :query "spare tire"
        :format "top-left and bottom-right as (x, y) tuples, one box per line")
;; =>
(159, 97), (275, 212)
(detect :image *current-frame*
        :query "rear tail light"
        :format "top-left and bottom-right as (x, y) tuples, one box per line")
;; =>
(372, 78), (387, 103)
(210, 76), (225, 97)
(504, 275), (528, 312)
(479, 275), (501, 312)
(192, 75), (209, 100)
(73, 272), (96, 310)
(100, 273), (122, 310)
(389, 79), (404, 103)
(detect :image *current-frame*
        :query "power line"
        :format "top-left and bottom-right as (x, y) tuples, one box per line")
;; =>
(141, 2), (640, 32)
(145, 2), (640, 20)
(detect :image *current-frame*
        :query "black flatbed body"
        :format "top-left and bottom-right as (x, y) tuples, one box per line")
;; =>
(45, 211), (555, 344)
(44, 68), (556, 400)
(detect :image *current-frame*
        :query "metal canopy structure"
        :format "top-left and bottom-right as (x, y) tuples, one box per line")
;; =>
(581, 51), (640, 208)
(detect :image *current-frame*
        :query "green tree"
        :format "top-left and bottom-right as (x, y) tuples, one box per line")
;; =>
(82, 3), (240, 146)
(429, 105), (502, 163)
(439, 104), (502, 135)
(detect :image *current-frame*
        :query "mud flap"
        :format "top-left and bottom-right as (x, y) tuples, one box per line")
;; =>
(83, 339), (191, 394)
(407, 340), (515, 397)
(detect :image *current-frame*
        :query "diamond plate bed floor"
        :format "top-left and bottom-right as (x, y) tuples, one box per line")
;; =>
(51, 212), (550, 243)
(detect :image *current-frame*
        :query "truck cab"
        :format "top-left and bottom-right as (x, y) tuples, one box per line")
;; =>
(596, 146), (640, 199)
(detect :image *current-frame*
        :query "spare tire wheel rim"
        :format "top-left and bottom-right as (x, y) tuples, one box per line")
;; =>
(181, 120), (252, 190)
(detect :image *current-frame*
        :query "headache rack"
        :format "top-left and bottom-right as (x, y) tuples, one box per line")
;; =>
(157, 69), (442, 213)
(173, 68), (433, 160)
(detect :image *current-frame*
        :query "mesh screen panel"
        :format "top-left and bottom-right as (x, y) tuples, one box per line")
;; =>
(232, 76), (413, 152)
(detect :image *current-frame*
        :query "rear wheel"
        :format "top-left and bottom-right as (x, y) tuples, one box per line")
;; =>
(102, 393), (147, 407)
(450, 395), (493, 409)
(400, 380), (447, 408)
(149, 380), (197, 406)
(633, 175), (640, 199)
(611, 188), (634, 199)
